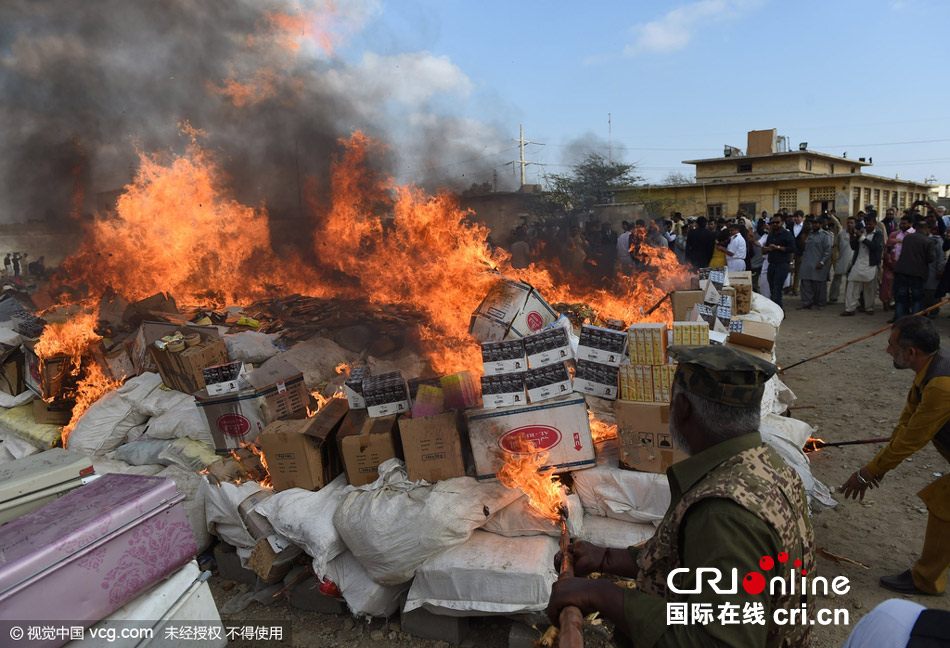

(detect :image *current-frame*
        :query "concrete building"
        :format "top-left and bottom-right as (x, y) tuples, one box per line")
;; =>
(612, 129), (935, 219)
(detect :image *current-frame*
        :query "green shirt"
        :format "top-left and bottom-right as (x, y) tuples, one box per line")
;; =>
(622, 433), (788, 648)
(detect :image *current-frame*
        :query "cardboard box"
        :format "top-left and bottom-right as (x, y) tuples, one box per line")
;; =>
(344, 365), (371, 410)
(195, 383), (268, 452)
(469, 278), (558, 342)
(651, 365), (675, 403)
(480, 373), (527, 410)
(671, 322), (709, 347)
(362, 371), (411, 418)
(33, 397), (73, 426)
(465, 394), (595, 480)
(481, 340), (527, 375)
(728, 271), (753, 315)
(123, 325), (157, 376)
(628, 323), (668, 365)
(336, 411), (402, 487)
(247, 358), (309, 421)
(727, 319), (776, 351)
(145, 322), (228, 394)
(258, 398), (347, 492)
(412, 385), (446, 418)
(524, 362), (572, 404)
(524, 322), (573, 368)
(576, 325), (628, 366)
(398, 411), (467, 482)
(0, 345), (24, 397)
(725, 341), (774, 363)
(671, 289), (736, 322)
(100, 344), (134, 382)
(441, 372), (479, 410)
(615, 401), (687, 474)
(572, 360), (619, 400)
(22, 341), (69, 400)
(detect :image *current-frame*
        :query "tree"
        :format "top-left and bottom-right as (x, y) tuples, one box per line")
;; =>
(541, 153), (641, 217)
(659, 171), (694, 185)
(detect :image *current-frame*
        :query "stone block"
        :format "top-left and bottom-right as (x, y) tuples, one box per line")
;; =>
(401, 607), (469, 645)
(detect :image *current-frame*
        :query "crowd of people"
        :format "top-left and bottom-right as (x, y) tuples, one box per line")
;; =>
(498, 201), (950, 323)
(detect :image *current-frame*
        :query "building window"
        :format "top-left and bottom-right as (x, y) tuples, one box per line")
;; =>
(900, 192), (907, 207)
(707, 203), (723, 218)
(853, 187), (862, 211)
(830, 164), (835, 174)
(739, 202), (756, 218)
(779, 189), (797, 211)
(883, 190), (890, 207)
(810, 187), (836, 202)
(874, 189), (880, 208)
(864, 188), (871, 204)
(805, 159), (813, 171)
(737, 163), (752, 173)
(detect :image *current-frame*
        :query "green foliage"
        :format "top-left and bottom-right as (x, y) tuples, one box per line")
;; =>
(539, 153), (641, 218)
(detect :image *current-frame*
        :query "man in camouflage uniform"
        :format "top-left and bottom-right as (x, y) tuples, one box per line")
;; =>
(548, 346), (815, 647)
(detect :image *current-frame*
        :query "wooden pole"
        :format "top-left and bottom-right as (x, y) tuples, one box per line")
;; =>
(778, 298), (950, 374)
(557, 516), (584, 648)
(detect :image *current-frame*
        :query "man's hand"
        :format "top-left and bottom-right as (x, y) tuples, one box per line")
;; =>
(553, 541), (606, 577)
(547, 578), (626, 631)
(816, 262), (824, 270)
(839, 467), (883, 500)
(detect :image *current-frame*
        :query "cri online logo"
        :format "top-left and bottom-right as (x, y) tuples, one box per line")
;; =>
(667, 552), (849, 597)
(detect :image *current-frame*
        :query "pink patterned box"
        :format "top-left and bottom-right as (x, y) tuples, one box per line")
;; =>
(0, 473), (196, 644)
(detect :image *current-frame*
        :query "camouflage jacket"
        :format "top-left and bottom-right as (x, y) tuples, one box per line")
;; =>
(636, 442), (815, 648)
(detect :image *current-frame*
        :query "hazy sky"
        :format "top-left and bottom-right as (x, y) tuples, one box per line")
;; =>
(340, 0), (950, 187)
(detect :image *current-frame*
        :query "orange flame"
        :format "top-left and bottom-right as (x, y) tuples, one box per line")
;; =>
(496, 438), (565, 524)
(334, 363), (350, 375)
(232, 442), (272, 489)
(588, 410), (617, 443)
(803, 437), (827, 454)
(62, 363), (123, 446)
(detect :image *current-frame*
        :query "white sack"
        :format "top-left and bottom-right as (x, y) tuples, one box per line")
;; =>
(157, 464), (212, 553)
(114, 438), (173, 466)
(748, 291), (785, 328)
(760, 414), (836, 509)
(403, 531), (558, 616)
(324, 551), (410, 618)
(255, 474), (350, 576)
(0, 390), (34, 408)
(575, 514), (656, 549)
(333, 459), (520, 585)
(131, 384), (192, 419)
(0, 326), (22, 347)
(480, 493), (583, 538)
(91, 457), (165, 477)
(572, 463), (670, 525)
(201, 479), (269, 549)
(65, 373), (166, 456)
(0, 429), (41, 460)
(146, 399), (213, 445)
(224, 332), (280, 364)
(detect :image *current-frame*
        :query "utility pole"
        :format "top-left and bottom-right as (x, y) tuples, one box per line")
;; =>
(608, 113), (612, 164)
(511, 124), (544, 186)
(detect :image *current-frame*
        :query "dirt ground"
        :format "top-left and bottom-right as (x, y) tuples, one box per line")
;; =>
(209, 293), (950, 647)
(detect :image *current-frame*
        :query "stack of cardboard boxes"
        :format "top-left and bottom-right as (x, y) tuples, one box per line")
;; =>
(572, 324), (626, 400)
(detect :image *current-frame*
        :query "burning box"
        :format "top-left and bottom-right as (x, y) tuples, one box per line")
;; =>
(728, 271), (753, 315)
(627, 323), (668, 366)
(258, 398), (347, 492)
(246, 358), (309, 421)
(33, 397), (74, 426)
(523, 323), (573, 368)
(0, 345), (24, 397)
(194, 383), (268, 453)
(480, 373), (527, 409)
(481, 339), (527, 375)
(440, 372), (479, 410)
(22, 340), (70, 400)
(123, 324), (157, 376)
(671, 322), (709, 346)
(524, 362), (572, 404)
(398, 411), (468, 482)
(362, 371), (411, 418)
(344, 365), (371, 410)
(144, 322), (229, 395)
(465, 393), (595, 481)
(469, 278), (558, 343)
(572, 360), (619, 400)
(727, 319), (776, 351)
(576, 325), (627, 366)
(615, 401), (687, 474)
(336, 410), (403, 487)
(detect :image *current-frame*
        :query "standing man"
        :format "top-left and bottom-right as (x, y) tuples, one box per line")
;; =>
(890, 219), (936, 322)
(548, 346), (814, 647)
(685, 216), (715, 270)
(798, 217), (833, 310)
(842, 218), (882, 316)
(725, 222), (747, 273)
(764, 215), (796, 309)
(841, 316), (950, 596)
(616, 221), (634, 275)
(830, 217), (855, 304)
(2, 254), (9, 277)
(786, 211), (805, 296)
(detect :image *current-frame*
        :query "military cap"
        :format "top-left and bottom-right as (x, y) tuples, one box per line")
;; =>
(668, 345), (776, 408)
